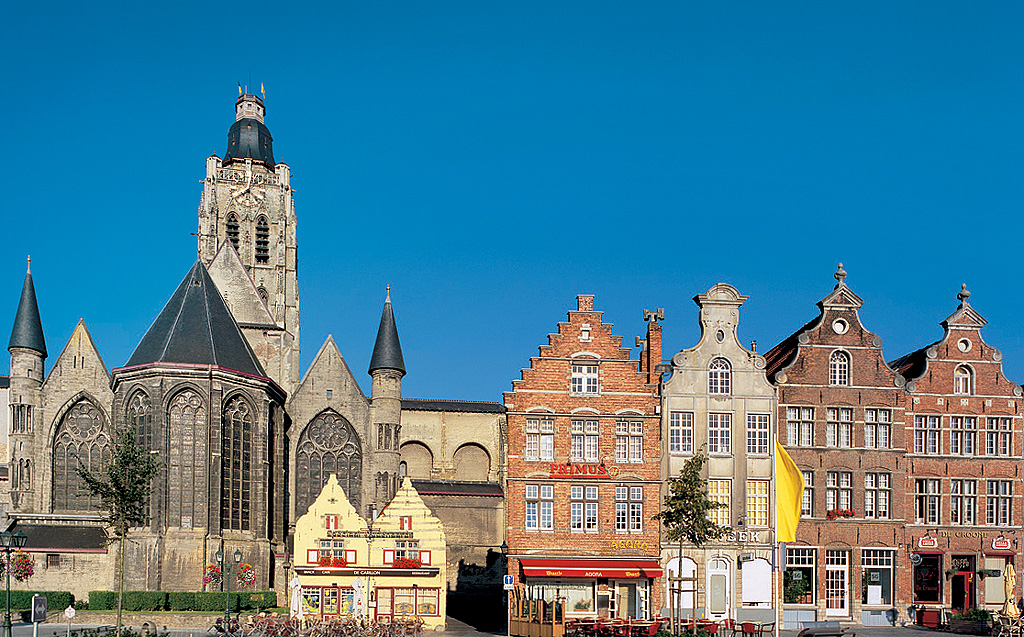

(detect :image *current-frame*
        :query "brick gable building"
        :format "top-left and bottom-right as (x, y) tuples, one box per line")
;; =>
(765, 266), (907, 626)
(504, 295), (663, 620)
(890, 285), (1023, 617)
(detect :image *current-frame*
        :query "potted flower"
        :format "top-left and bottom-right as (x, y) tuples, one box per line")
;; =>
(204, 563), (222, 586)
(948, 608), (992, 634)
(236, 563), (257, 587)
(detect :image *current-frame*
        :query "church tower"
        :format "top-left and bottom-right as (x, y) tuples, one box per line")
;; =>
(368, 289), (405, 514)
(7, 259), (45, 511)
(197, 93), (300, 390)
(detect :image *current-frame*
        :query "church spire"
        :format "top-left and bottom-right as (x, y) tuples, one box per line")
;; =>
(8, 257), (46, 357)
(368, 287), (405, 377)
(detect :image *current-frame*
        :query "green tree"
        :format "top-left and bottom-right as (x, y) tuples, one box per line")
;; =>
(77, 429), (161, 636)
(654, 451), (730, 631)
(653, 451), (730, 546)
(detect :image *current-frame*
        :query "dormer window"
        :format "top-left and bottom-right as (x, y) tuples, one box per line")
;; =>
(954, 365), (973, 395)
(708, 358), (731, 395)
(829, 351), (850, 386)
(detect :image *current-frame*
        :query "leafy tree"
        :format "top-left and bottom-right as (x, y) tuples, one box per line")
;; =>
(77, 429), (161, 636)
(653, 451), (730, 546)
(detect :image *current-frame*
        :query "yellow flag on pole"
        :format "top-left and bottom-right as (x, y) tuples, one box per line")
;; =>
(775, 441), (804, 543)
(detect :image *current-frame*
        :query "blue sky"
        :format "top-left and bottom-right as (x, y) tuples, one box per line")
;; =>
(2, 2), (1022, 400)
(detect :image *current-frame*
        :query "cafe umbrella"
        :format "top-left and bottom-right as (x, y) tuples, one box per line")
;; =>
(1003, 563), (1019, 617)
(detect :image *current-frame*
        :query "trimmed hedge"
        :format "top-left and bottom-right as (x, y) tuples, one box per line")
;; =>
(5, 591), (74, 611)
(89, 591), (276, 612)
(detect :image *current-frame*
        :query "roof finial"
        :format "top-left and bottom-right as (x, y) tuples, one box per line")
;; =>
(834, 262), (846, 284)
(957, 283), (971, 303)
(26, 255), (31, 274)
(386, 285), (391, 303)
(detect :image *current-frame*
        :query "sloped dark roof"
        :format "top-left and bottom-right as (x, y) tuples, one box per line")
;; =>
(0, 376), (9, 389)
(402, 398), (505, 413)
(8, 268), (46, 357)
(124, 261), (266, 377)
(889, 345), (935, 382)
(410, 480), (503, 497)
(368, 294), (405, 376)
(763, 315), (820, 380)
(12, 523), (107, 551)
(224, 118), (275, 167)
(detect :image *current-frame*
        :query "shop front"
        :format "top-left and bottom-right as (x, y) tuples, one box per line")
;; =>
(292, 474), (448, 630)
(517, 558), (663, 620)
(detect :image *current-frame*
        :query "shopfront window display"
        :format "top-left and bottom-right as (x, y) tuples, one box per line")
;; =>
(783, 548), (815, 604)
(913, 555), (942, 604)
(529, 582), (595, 616)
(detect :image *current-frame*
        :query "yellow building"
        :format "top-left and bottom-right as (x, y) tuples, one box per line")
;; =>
(293, 474), (447, 630)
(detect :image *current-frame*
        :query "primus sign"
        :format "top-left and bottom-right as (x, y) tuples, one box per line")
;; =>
(548, 463), (620, 479)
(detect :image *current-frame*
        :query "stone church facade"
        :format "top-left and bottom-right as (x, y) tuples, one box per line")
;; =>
(2, 93), (505, 601)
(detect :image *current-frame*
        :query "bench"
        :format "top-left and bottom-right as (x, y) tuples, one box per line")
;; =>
(797, 621), (853, 637)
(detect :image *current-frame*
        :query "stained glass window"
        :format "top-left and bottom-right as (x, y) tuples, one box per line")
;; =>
(221, 396), (253, 531)
(296, 410), (362, 517)
(53, 400), (111, 511)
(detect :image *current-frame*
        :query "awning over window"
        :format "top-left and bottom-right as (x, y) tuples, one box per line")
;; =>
(520, 559), (663, 579)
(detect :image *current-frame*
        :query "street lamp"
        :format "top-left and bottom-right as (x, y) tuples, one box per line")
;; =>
(0, 531), (27, 637)
(216, 549), (243, 625)
(500, 542), (509, 637)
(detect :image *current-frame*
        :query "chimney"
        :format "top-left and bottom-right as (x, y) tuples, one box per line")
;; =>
(576, 294), (595, 312)
(642, 308), (665, 385)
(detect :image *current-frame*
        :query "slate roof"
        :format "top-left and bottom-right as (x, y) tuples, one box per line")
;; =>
(124, 261), (266, 377)
(410, 480), (503, 497)
(8, 268), (46, 356)
(763, 315), (820, 380)
(402, 398), (505, 413)
(889, 345), (934, 382)
(12, 523), (107, 551)
(368, 293), (405, 376)
(224, 117), (275, 167)
(0, 376), (9, 389)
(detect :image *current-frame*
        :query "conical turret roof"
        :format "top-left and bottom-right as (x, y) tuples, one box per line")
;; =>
(8, 262), (46, 357)
(125, 261), (265, 377)
(368, 288), (405, 376)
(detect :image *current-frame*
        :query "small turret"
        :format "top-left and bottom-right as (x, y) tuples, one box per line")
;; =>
(8, 257), (45, 511)
(8, 257), (46, 358)
(368, 287), (404, 515)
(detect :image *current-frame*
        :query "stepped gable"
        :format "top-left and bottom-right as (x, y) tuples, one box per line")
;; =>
(124, 260), (266, 377)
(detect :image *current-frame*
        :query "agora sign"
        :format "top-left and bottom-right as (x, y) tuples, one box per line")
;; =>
(549, 463), (619, 479)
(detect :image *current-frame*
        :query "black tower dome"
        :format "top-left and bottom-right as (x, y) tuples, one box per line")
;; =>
(224, 94), (275, 167)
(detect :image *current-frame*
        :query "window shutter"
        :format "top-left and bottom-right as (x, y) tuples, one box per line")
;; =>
(325, 515), (339, 530)
(345, 550), (357, 565)
(383, 550), (394, 565)
(307, 549), (318, 564)
(420, 550), (431, 566)
(400, 516), (413, 530)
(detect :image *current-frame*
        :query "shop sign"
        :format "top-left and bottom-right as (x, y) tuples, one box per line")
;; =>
(725, 531), (761, 543)
(918, 536), (939, 549)
(326, 529), (414, 539)
(939, 530), (985, 539)
(993, 537), (1012, 550)
(296, 566), (438, 577)
(610, 539), (647, 551)
(549, 463), (619, 479)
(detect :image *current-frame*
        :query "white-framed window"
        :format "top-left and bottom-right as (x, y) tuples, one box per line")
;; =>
(986, 418), (1012, 456)
(829, 351), (850, 386)
(861, 549), (894, 606)
(951, 479), (976, 525)
(826, 471), (852, 511)
(987, 480), (1012, 526)
(915, 478), (940, 524)
(572, 420), (599, 461)
(708, 358), (732, 395)
(707, 480), (730, 527)
(787, 407), (814, 447)
(525, 419), (540, 460)
(525, 484), (539, 530)
(570, 486), (599, 532)
(571, 364), (599, 394)
(615, 486), (628, 532)
(785, 548), (816, 605)
(747, 414), (770, 455)
(954, 365), (973, 395)
(539, 485), (554, 530)
(746, 480), (769, 527)
(585, 486), (598, 531)
(709, 413), (732, 454)
(669, 411), (694, 454)
(950, 416), (977, 456)
(629, 486), (643, 532)
(864, 408), (891, 449)
(801, 471), (813, 517)
(914, 415), (940, 454)
(826, 408), (853, 448)
(540, 419), (555, 461)
(615, 421), (643, 462)
(864, 473), (890, 519)
(395, 540), (419, 560)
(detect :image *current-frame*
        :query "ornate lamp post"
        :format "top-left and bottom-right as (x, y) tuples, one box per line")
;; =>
(216, 549), (243, 625)
(501, 542), (509, 637)
(0, 531), (27, 637)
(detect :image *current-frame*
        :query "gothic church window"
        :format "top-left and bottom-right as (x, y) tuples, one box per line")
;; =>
(255, 216), (270, 264)
(257, 286), (269, 304)
(127, 392), (153, 450)
(221, 396), (253, 531)
(296, 410), (362, 518)
(226, 214), (240, 251)
(53, 400), (111, 512)
(168, 390), (207, 529)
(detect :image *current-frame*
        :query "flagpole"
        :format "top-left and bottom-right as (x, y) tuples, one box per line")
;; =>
(772, 434), (780, 637)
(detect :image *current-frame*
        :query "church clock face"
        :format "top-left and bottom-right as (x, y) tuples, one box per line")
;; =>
(230, 165), (267, 208)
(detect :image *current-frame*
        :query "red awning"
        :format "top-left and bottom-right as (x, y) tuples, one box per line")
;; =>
(984, 551), (1016, 556)
(520, 559), (663, 579)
